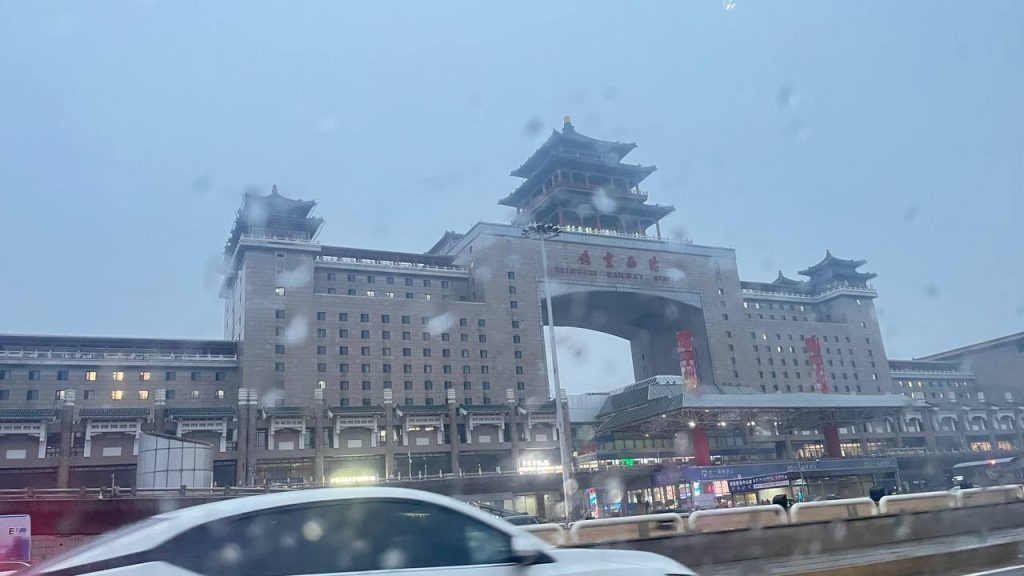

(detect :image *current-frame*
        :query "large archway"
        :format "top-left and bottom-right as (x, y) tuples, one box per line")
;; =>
(541, 288), (715, 387)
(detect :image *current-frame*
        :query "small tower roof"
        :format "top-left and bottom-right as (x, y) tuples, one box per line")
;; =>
(509, 118), (639, 179)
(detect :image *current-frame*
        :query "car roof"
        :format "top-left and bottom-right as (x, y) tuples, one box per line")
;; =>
(39, 487), (546, 573)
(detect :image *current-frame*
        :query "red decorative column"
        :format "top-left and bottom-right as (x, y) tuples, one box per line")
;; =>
(691, 427), (712, 465)
(823, 422), (842, 457)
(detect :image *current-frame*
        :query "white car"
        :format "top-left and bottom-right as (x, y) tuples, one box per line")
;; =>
(26, 487), (696, 576)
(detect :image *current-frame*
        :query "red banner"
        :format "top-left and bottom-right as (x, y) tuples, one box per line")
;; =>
(676, 330), (699, 393)
(804, 336), (829, 393)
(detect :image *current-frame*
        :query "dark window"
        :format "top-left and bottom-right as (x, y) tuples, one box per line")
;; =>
(360, 314), (369, 322)
(318, 363), (327, 373)
(510, 301), (518, 309)
(275, 309), (285, 319)
(56, 370), (69, 381)
(511, 320), (520, 329)
(404, 381), (413, 390)
(360, 330), (370, 339)
(317, 328), (327, 338)
(401, 315), (411, 324)
(382, 314), (390, 324)
(317, 312), (326, 321)
(215, 372), (225, 382)
(317, 346), (327, 355)
(275, 363), (285, 372)
(339, 312), (348, 321)
(340, 329), (349, 338)
(362, 381), (371, 390)
(165, 371), (176, 381)
(513, 335), (521, 344)
(165, 390), (175, 400)
(27, 390), (39, 400)
(464, 381), (472, 390)
(517, 381), (526, 390)
(191, 371), (201, 381)
(275, 344), (285, 354)
(425, 380), (433, 390)
(0, 390), (9, 400)
(340, 381), (349, 390)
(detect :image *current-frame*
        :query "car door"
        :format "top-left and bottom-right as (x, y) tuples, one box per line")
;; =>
(157, 498), (529, 576)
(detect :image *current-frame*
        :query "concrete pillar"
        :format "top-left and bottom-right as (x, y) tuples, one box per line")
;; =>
(691, 427), (711, 465)
(132, 420), (142, 456)
(220, 419), (228, 453)
(235, 388), (250, 486)
(559, 389), (573, 473)
(37, 421), (47, 460)
(313, 388), (326, 485)
(384, 390), (395, 479)
(507, 390), (520, 472)
(892, 413), (905, 449)
(987, 410), (1000, 451)
(83, 422), (93, 458)
(371, 418), (379, 448)
(920, 408), (938, 451)
(153, 389), (166, 435)
(57, 390), (75, 488)
(246, 390), (258, 484)
(447, 389), (460, 475)
(823, 422), (842, 458)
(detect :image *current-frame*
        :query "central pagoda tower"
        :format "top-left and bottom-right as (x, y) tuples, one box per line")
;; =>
(499, 117), (674, 238)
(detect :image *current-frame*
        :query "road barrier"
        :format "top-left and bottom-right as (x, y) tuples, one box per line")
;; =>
(687, 504), (787, 532)
(522, 523), (567, 546)
(569, 513), (684, 544)
(955, 485), (1023, 507)
(878, 490), (956, 514)
(789, 497), (878, 523)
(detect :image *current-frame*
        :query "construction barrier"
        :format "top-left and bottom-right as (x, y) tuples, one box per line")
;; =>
(789, 497), (878, 523)
(521, 523), (567, 546)
(878, 490), (956, 514)
(687, 504), (787, 533)
(569, 513), (685, 544)
(954, 485), (1023, 507)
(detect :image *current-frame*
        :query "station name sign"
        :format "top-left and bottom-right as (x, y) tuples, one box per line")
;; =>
(727, 473), (790, 493)
(553, 250), (676, 283)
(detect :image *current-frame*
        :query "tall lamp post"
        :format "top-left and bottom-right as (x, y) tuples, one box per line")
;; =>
(522, 223), (574, 523)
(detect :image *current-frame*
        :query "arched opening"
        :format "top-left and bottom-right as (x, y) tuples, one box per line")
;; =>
(543, 289), (712, 387)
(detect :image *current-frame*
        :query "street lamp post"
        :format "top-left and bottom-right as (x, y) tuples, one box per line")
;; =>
(522, 223), (575, 523)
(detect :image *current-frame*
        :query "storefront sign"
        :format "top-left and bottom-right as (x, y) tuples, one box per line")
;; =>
(655, 457), (900, 484)
(727, 473), (791, 493)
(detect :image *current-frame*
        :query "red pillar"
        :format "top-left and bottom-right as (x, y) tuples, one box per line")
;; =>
(823, 422), (842, 457)
(691, 427), (712, 465)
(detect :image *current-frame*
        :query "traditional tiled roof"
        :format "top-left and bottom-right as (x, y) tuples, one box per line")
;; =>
(329, 405), (384, 417)
(165, 406), (237, 419)
(79, 407), (149, 420)
(0, 408), (59, 422)
(260, 406), (309, 418)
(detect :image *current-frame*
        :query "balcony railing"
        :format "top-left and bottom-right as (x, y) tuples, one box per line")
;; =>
(242, 230), (317, 244)
(741, 281), (878, 301)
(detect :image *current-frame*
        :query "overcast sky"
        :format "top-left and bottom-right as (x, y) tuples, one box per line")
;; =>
(2, 1), (1022, 395)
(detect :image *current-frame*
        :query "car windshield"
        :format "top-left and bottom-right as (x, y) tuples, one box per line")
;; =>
(2, 2), (1022, 575)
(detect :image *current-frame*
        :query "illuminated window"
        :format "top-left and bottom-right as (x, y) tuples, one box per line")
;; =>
(139, 371), (151, 381)
(215, 389), (225, 399)
(111, 390), (124, 401)
(191, 390), (200, 399)
(112, 371), (124, 381)
(274, 287), (286, 296)
(424, 294), (432, 301)
(55, 390), (66, 400)
(138, 390), (149, 400)
(366, 290), (376, 297)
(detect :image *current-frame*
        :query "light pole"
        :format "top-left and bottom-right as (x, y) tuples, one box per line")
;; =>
(522, 222), (575, 523)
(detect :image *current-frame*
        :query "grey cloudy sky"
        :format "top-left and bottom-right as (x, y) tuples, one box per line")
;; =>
(1, 1), (1022, 395)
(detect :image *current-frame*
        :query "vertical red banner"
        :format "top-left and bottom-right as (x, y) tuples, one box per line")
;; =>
(690, 426), (712, 466)
(805, 336), (829, 393)
(676, 330), (699, 393)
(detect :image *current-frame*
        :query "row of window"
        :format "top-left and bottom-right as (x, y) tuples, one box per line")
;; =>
(0, 370), (226, 382)
(324, 273), (454, 288)
(321, 346), (518, 359)
(758, 383), (884, 393)
(313, 313), (488, 328)
(338, 396), (495, 407)
(298, 363), (518, 375)
(897, 379), (971, 388)
(0, 388), (225, 401)
(336, 380), (525, 391)
(750, 332), (872, 345)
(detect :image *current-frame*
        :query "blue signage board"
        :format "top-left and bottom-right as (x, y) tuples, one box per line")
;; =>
(727, 473), (791, 493)
(654, 457), (898, 485)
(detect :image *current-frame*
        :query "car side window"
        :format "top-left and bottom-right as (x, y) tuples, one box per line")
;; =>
(160, 498), (514, 575)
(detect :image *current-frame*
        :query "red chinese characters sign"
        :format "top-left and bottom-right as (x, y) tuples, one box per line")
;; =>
(804, 336), (829, 393)
(676, 330), (699, 393)
(553, 250), (674, 283)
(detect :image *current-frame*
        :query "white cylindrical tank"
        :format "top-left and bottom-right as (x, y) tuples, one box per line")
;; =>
(136, 433), (214, 489)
